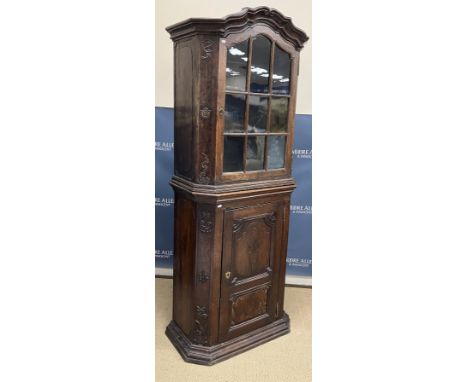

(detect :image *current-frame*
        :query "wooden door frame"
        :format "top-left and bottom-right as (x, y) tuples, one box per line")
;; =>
(214, 25), (300, 185)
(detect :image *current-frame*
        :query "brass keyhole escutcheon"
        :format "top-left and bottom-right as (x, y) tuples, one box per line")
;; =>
(225, 271), (231, 279)
(218, 107), (224, 116)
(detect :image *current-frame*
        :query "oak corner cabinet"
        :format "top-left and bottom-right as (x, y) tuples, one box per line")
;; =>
(165, 7), (309, 365)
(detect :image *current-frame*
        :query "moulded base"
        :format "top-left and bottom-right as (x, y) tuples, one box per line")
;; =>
(165, 313), (290, 366)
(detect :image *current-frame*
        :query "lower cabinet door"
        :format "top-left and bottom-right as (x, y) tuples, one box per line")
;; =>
(218, 202), (284, 342)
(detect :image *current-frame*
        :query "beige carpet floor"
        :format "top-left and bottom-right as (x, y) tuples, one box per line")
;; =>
(155, 277), (311, 382)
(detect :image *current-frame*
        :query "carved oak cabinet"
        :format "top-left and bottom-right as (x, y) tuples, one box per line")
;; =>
(165, 7), (308, 365)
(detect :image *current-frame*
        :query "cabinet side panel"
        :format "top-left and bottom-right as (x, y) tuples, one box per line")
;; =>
(172, 192), (196, 335)
(174, 43), (194, 179)
(193, 203), (217, 346)
(195, 35), (219, 184)
(277, 195), (291, 316)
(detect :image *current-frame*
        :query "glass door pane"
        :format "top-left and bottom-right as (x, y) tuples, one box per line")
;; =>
(247, 95), (268, 133)
(270, 97), (289, 132)
(225, 40), (249, 91)
(272, 46), (291, 94)
(222, 33), (291, 176)
(224, 94), (246, 133)
(246, 136), (265, 171)
(249, 35), (271, 93)
(223, 136), (244, 172)
(267, 136), (286, 169)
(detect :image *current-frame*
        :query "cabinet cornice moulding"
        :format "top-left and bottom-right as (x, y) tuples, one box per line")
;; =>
(170, 175), (296, 198)
(166, 7), (309, 50)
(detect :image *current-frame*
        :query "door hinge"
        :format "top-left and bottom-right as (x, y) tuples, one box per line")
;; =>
(275, 302), (279, 318)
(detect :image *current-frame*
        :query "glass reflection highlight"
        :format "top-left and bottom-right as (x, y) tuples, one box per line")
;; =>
(249, 35), (271, 93)
(226, 40), (249, 91)
(272, 46), (291, 94)
(247, 96), (268, 133)
(246, 136), (265, 171)
(267, 136), (286, 169)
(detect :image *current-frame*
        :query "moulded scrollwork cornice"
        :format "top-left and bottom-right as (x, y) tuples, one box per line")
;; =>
(166, 7), (309, 50)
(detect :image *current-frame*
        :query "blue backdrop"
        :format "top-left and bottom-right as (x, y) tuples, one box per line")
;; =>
(155, 107), (311, 277)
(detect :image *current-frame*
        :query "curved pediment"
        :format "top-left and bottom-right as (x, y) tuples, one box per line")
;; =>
(166, 7), (309, 50)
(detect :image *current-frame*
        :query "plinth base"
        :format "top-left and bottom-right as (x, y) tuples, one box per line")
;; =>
(165, 313), (290, 366)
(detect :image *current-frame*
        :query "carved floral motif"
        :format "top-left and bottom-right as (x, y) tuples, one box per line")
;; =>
(197, 270), (210, 283)
(198, 153), (210, 184)
(200, 40), (214, 59)
(232, 220), (244, 233)
(190, 305), (209, 345)
(196, 305), (208, 318)
(199, 210), (213, 233)
(200, 107), (211, 119)
(263, 214), (277, 227)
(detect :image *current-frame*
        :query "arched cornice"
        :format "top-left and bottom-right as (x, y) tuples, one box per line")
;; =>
(166, 7), (309, 50)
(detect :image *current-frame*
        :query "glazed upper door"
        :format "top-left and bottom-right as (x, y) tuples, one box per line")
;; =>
(216, 27), (300, 183)
(218, 202), (284, 342)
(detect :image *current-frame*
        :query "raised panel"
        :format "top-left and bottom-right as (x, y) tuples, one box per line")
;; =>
(174, 45), (193, 178)
(219, 202), (284, 342)
(232, 215), (274, 282)
(230, 285), (269, 326)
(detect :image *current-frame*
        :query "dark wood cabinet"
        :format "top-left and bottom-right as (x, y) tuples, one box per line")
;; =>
(165, 7), (308, 365)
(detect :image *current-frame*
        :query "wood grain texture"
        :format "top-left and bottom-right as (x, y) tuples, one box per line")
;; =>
(166, 7), (309, 50)
(230, 286), (269, 325)
(218, 202), (284, 342)
(172, 194), (196, 336)
(165, 313), (290, 366)
(157, 278), (311, 379)
(166, 8), (308, 365)
(215, 25), (300, 184)
(173, 42), (194, 179)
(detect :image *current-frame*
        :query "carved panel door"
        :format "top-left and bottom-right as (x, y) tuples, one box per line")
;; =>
(218, 202), (284, 342)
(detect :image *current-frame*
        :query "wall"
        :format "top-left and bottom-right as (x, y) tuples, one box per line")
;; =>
(155, 0), (311, 114)
(155, 1), (312, 284)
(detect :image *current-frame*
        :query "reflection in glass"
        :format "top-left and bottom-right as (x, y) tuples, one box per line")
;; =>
(223, 136), (244, 172)
(224, 94), (246, 133)
(250, 35), (271, 93)
(247, 96), (268, 133)
(267, 136), (286, 169)
(246, 136), (265, 171)
(270, 97), (289, 132)
(226, 40), (249, 91)
(272, 46), (291, 94)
